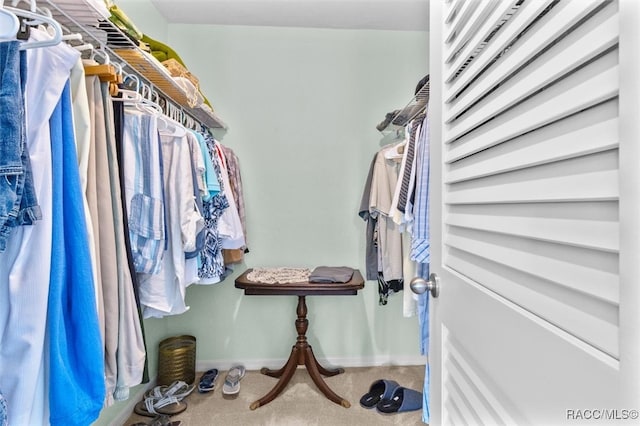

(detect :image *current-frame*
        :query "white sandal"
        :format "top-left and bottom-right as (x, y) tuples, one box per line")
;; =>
(144, 380), (195, 401)
(222, 365), (246, 396)
(134, 394), (187, 418)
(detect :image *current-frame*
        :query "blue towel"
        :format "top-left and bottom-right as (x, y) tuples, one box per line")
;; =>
(48, 82), (105, 426)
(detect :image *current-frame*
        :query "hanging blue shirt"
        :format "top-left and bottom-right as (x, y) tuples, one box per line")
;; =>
(411, 113), (430, 264)
(48, 82), (105, 426)
(193, 131), (221, 201)
(412, 112), (431, 424)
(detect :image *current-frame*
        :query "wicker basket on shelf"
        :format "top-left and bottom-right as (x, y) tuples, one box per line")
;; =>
(162, 58), (200, 89)
(157, 335), (197, 386)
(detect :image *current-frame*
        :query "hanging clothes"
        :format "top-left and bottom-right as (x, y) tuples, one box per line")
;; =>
(0, 389), (6, 426)
(183, 130), (207, 285)
(47, 80), (105, 426)
(366, 142), (405, 306)
(121, 110), (166, 275)
(221, 145), (248, 264)
(385, 120), (421, 317)
(358, 153), (379, 281)
(197, 132), (229, 284)
(112, 96), (152, 389)
(370, 144), (404, 283)
(0, 40), (40, 251)
(85, 78), (146, 404)
(100, 83), (146, 402)
(411, 112), (431, 425)
(214, 140), (245, 250)
(359, 148), (404, 305)
(69, 57), (102, 332)
(410, 112), (430, 266)
(194, 130), (221, 202)
(136, 119), (204, 318)
(0, 29), (79, 426)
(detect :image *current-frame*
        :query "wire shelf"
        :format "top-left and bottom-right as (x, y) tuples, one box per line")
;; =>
(42, 0), (227, 130)
(378, 77), (430, 134)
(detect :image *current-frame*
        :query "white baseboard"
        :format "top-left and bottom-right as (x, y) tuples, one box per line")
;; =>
(196, 354), (426, 372)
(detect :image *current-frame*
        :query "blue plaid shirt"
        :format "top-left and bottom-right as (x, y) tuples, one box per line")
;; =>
(411, 112), (430, 264)
(123, 111), (166, 274)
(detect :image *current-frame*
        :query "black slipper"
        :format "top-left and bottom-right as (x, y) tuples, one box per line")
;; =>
(376, 386), (423, 413)
(359, 379), (399, 408)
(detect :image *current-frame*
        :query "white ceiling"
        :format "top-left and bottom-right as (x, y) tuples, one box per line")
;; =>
(149, 0), (430, 31)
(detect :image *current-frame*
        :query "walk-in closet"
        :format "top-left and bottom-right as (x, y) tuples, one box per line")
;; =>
(1, 1), (639, 425)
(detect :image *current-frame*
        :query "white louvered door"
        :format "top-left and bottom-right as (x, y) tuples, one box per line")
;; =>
(428, 0), (640, 424)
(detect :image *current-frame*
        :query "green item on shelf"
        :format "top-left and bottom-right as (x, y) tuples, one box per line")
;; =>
(142, 34), (187, 68)
(151, 51), (168, 63)
(109, 5), (143, 41)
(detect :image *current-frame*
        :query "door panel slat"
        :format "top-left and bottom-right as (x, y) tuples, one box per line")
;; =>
(445, 231), (619, 305)
(446, 103), (618, 183)
(445, 64), (618, 153)
(447, 169), (618, 204)
(446, 213), (618, 252)
(445, 0), (479, 45)
(444, 330), (520, 425)
(446, 12), (618, 127)
(445, 0), (555, 91)
(446, 357), (501, 425)
(446, 0), (610, 111)
(446, 378), (479, 426)
(445, 0), (501, 65)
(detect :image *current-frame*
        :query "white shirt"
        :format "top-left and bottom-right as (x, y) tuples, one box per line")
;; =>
(139, 124), (204, 318)
(0, 28), (79, 426)
(369, 146), (404, 281)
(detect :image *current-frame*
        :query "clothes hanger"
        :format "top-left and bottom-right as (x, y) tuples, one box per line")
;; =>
(115, 76), (166, 121)
(159, 101), (188, 137)
(85, 56), (121, 98)
(10, 0), (35, 12)
(111, 73), (143, 103)
(57, 21), (82, 42)
(5, 4), (62, 50)
(139, 82), (165, 115)
(0, 2), (20, 41)
(85, 48), (118, 81)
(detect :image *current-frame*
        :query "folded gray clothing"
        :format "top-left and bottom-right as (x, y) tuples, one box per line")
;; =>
(309, 266), (355, 283)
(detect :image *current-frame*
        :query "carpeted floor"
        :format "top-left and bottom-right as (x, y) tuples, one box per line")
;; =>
(124, 365), (426, 426)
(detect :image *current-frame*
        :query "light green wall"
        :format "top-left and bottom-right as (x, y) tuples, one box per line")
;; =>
(164, 23), (429, 366)
(95, 3), (428, 425)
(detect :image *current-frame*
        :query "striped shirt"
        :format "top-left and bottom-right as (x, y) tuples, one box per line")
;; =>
(410, 112), (430, 264)
(122, 110), (166, 274)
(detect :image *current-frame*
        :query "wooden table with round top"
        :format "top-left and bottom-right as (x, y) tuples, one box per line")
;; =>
(234, 268), (365, 410)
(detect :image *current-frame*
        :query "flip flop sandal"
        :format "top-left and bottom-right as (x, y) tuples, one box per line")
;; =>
(134, 395), (188, 418)
(359, 379), (399, 409)
(222, 365), (246, 396)
(198, 368), (219, 393)
(376, 387), (423, 414)
(144, 381), (195, 401)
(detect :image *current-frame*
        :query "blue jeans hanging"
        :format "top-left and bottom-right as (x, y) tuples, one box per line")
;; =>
(0, 41), (41, 251)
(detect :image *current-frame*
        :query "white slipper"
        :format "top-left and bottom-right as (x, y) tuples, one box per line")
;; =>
(222, 365), (246, 395)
